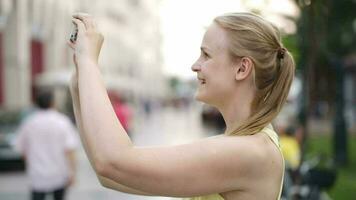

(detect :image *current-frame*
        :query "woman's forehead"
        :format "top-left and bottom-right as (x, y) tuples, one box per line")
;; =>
(202, 23), (229, 53)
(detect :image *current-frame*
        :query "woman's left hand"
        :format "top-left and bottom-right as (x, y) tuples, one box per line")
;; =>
(68, 13), (104, 66)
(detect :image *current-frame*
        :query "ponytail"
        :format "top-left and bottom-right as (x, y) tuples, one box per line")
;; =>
(228, 50), (295, 136)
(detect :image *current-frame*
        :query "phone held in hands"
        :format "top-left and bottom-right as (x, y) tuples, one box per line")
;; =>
(70, 24), (78, 43)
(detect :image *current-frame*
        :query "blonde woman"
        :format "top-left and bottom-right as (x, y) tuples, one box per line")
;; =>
(68, 12), (295, 200)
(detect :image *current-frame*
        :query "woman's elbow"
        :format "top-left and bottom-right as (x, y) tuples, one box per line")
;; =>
(93, 158), (112, 178)
(93, 156), (125, 180)
(93, 147), (135, 183)
(97, 175), (108, 187)
(97, 175), (116, 190)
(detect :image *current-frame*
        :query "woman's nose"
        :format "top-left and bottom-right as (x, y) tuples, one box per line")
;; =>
(191, 62), (201, 72)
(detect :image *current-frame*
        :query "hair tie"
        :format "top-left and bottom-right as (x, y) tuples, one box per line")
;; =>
(277, 47), (286, 59)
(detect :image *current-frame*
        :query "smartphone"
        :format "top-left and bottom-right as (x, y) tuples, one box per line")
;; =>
(70, 24), (78, 43)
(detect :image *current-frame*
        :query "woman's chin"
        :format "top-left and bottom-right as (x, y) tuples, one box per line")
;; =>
(194, 92), (208, 104)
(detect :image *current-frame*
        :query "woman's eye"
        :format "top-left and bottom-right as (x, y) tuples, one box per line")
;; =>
(201, 51), (209, 58)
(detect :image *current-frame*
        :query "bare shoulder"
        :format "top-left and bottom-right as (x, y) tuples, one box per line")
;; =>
(211, 132), (283, 186)
(233, 132), (284, 190)
(210, 132), (281, 163)
(247, 132), (283, 172)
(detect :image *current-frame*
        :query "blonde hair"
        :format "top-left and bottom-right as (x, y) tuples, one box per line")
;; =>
(214, 12), (295, 136)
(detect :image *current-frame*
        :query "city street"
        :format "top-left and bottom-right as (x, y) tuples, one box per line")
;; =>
(0, 104), (222, 200)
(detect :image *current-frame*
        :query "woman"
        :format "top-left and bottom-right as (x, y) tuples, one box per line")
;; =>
(68, 12), (295, 200)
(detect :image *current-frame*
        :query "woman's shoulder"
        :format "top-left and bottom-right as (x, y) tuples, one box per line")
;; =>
(210, 128), (282, 172)
(204, 134), (268, 168)
(199, 131), (282, 191)
(247, 127), (284, 178)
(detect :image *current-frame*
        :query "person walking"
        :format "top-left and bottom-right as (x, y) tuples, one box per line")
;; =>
(14, 90), (78, 200)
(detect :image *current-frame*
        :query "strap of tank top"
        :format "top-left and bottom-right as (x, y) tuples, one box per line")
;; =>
(261, 124), (280, 148)
(261, 124), (284, 200)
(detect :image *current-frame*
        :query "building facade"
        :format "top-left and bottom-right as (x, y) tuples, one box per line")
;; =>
(0, 0), (167, 112)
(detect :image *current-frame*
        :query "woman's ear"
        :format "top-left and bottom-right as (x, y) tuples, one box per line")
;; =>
(235, 57), (253, 81)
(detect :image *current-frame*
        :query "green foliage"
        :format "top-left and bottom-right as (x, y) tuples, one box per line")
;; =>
(326, 0), (356, 56)
(296, 0), (356, 61)
(282, 35), (300, 69)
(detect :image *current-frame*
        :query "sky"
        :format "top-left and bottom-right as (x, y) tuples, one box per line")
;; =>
(158, 0), (299, 80)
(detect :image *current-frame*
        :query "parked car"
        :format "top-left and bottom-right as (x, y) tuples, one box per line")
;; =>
(201, 104), (226, 131)
(0, 110), (25, 171)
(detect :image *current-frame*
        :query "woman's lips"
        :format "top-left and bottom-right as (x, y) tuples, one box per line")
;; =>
(198, 78), (206, 84)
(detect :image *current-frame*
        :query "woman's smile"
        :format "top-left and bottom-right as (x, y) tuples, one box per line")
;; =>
(198, 77), (206, 85)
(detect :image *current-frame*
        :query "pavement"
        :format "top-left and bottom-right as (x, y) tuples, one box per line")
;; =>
(0, 104), (221, 200)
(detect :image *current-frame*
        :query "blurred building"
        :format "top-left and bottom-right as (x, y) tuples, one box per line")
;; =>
(0, 0), (167, 112)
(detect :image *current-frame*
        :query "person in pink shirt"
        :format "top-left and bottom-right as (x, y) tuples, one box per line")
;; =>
(109, 93), (132, 134)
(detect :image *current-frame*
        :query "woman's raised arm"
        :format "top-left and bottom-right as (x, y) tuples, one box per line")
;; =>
(69, 71), (154, 196)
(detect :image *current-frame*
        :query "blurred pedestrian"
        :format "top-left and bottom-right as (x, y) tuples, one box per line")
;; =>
(280, 126), (301, 170)
(274, 117), (301, 171)
(69, 12), (295, 200)
(110, 93), (133, 134)
(14, 90), (78, 200)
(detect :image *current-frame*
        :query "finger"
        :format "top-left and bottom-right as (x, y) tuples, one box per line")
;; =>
(72, 12), (90, 18)
(73, 13), (95, 30)
(72, 18), (86, 37)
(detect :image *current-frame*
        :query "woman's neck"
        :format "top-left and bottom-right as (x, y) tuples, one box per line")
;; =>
(218, 88), (255, 134)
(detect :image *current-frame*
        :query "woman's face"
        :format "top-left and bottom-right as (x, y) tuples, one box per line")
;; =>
(191, 23), (237, 106)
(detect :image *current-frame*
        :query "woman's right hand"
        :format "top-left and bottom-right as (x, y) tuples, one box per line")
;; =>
(68, 13), (104, 67)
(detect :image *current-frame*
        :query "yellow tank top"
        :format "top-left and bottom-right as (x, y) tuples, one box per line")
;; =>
(184, 124), (284, 200)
